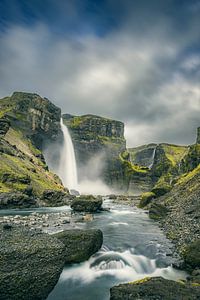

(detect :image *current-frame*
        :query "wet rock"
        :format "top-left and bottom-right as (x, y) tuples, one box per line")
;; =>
(110, 277), (200, 300)
(0, 224), (65, 300)
(71, 195), (103, 212)
(54, 229), (103, 263)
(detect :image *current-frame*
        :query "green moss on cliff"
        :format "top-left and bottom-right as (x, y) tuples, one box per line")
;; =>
(161, 144), (189, 167)
(0, 152), (63, 196)
(0, 92), (64, 199)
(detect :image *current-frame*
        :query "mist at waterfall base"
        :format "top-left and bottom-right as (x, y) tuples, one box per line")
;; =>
(48, 201), (186, 300)
(43, 119), (114, 195)
(77, 152), (115, 195)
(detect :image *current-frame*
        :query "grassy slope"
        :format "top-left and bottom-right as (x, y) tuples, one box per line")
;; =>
(0, 95), (64, 196)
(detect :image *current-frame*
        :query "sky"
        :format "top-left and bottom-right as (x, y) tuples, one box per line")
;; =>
(0, 0), (200, 147)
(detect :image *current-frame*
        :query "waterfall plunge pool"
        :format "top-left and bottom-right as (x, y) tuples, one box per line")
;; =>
(46, 200), (186, 300)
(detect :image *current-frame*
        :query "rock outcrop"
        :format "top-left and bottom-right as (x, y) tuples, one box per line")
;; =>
(0, 92), (67, 207)
(71, 195), (103, 212)
(110, 277), (200, 300)
(0, 224), (66, 300)
(149, 164), (200, 274)
(54, 229), (103, 263)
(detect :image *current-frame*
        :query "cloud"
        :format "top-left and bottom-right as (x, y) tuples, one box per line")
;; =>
(0, 1), (199, 147)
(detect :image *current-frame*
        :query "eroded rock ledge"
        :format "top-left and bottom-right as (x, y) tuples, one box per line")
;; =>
(110, 277), (200, 300)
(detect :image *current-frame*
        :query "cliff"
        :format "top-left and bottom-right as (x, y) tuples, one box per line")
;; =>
(0, 92), (66, 208)
(62, 113), (127, 189)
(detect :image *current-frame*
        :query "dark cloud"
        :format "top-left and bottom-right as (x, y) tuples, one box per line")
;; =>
(0, 0), (199, 147)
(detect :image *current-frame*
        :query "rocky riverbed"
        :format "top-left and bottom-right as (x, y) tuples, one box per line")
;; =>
(0, 209), (96, 233)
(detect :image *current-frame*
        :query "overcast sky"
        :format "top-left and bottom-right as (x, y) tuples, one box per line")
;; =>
(0, 0), (199, 147)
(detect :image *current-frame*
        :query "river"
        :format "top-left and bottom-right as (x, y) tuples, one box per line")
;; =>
(46, 199), (186, 300)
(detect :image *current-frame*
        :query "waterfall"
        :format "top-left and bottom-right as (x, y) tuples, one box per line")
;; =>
(58, 118), (78, 191)
(149, 145), (157, 169)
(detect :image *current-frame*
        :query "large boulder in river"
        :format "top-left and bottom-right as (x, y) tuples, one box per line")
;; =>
(0, 224), (65, 300)
(110, 277), (200, 300)
(54, 229), (103, 263)
(71, 195), (103, 212)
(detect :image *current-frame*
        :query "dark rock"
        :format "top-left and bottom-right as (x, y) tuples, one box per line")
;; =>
(71, 195), (103, 212)
(0, 192), (37, 209)
(54, 229), (103, 263)
(139, 192), (156, 208)
(41, 190), (70, 206)
(3, 224), (12, 230)
(0, 117), (10, 136)
(149, 203), (168, 220)
(183, 240), (200, 269)
(108, 194), (117, 199)
(0, 225), (65, 300)
(151, 183), (172, 197)
(110, 277), (200, 300)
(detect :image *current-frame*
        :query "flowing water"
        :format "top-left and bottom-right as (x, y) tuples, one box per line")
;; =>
(47, 200), (186, 300)
(58, 118), (78, 190)
(148, 145), (157, 169)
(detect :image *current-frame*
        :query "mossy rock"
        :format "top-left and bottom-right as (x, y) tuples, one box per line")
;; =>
(71, 196), (103, 212)
(110, 276), (200, 300)
(149, 203), (168, 220)
(139, 192), (156, 208)
(183, 240), (200, 269)
(152, 182), (172, 197)
(54, 229), (103, 263)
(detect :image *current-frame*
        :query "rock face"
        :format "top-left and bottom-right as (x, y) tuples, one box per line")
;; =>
(0, 92), (66, 207)
(196, 127), (200, 144)
(71, 195), (103, 212)
(54, 229), (103, 263)
(0, 224), (66, 300)
(62, 114), (127, 189)
(6, 92), (61, 147)
(149, 164), (200, 273)
(110, 277), (200, 300)
(0, 192), (37, 209)
(129, 144), (157, 167)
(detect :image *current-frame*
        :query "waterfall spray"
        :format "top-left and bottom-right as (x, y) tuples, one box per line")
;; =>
(58, 118), (78, 191)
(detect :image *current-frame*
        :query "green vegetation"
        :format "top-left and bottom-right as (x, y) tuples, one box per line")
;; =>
(0, 152), (63, 196)
(139, 192), (156, 208)
(161, 144), (189, 167)
(182, 240), (200, 269)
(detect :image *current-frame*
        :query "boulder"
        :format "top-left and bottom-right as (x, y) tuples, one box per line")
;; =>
(0, 192), (37, 209)
(71, 195), (103, 212)
(110, 277), (200, 300)
(54, 229), (103, 263)
(41, 190), (70, 206)
(0, 224), (65, 300)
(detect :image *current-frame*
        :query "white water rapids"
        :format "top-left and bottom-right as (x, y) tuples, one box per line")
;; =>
(58, 118), (78, 191)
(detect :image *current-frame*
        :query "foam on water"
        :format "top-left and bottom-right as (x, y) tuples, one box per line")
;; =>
(58, 248), (186, 285)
